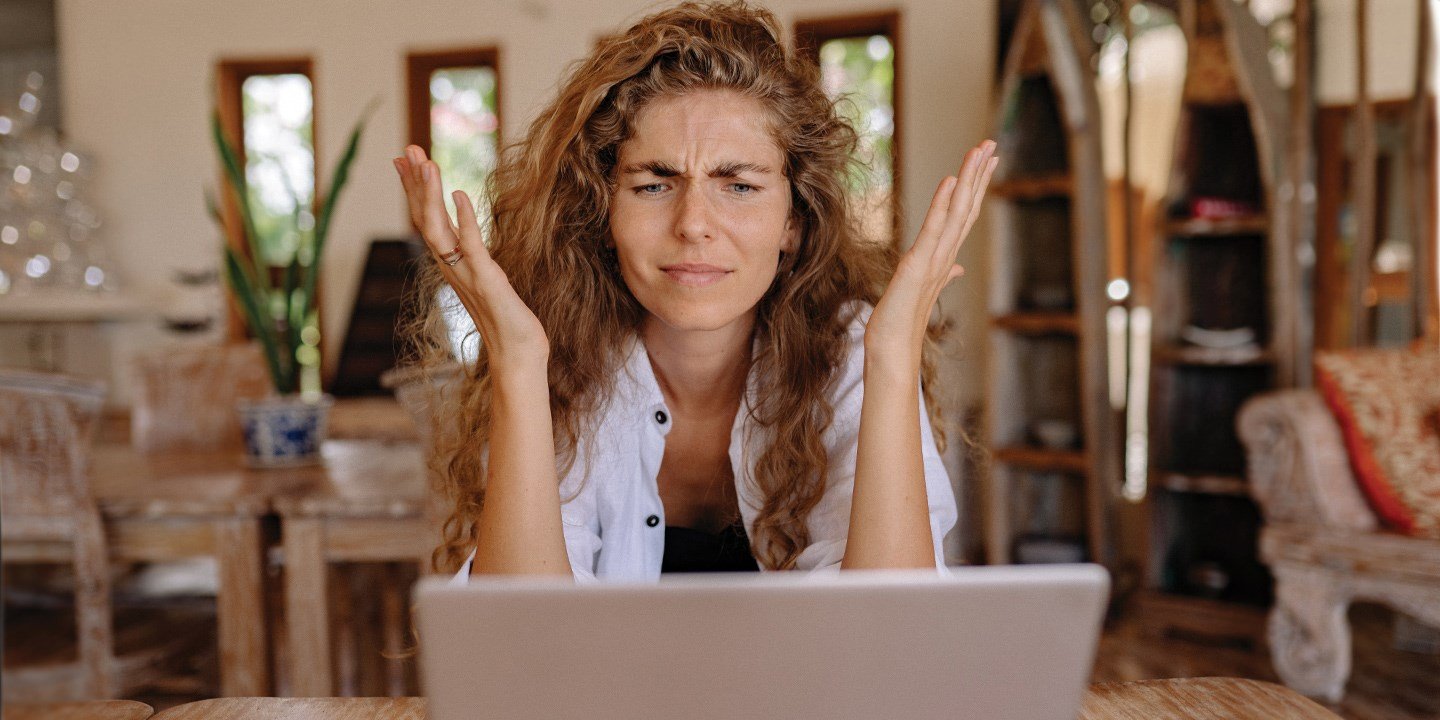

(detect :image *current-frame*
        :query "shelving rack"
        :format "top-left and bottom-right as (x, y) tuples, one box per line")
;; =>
(983, 0), (1118, 568)
(1135, 0), (1299, 641)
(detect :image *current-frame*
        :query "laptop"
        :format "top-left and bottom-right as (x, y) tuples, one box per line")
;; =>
(415, 564), (1109, 720)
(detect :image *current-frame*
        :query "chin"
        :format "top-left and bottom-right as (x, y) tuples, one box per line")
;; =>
(637, 292), (759, 335)
(647, 303), (745, 332)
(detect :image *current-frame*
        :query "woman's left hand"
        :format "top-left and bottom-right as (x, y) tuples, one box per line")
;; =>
(865, 139), (997, 372)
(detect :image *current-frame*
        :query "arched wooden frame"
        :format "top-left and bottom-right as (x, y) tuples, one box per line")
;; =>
(794, 11), (903, 246)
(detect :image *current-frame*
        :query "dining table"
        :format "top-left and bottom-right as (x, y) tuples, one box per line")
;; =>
(140, 677), (1344, 719)
(89, 438), (429, 697)
(1, 700), (155, 720)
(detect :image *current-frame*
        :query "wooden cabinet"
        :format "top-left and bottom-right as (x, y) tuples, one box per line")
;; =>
(984, 0), (1119, 568)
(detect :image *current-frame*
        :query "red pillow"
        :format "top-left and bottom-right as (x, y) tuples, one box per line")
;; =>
(1314, 347), (1440, 538)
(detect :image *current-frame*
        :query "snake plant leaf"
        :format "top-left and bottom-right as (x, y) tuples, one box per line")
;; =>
(223, 244), (291, 393)
(210, 111), (271, 293)
(303, 97), (380, 315)
(204, 187), (223, 225)
(209, 99), (374, 395)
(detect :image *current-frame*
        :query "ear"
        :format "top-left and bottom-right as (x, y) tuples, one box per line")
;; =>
(781, 215), (799, 254)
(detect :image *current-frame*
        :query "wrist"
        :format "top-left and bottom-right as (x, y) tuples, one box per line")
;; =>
(489, 359), (550, 399)
(862, 349), (921, 389)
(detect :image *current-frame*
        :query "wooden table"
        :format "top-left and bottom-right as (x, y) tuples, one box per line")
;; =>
(1078, 678), (1342, 719)
(2, 700), (154, 720)
(87, 439), (427, 697)
(148, 697), (425, 719)
(145, 677), (1341, 719)
(271, 441), (430, 697)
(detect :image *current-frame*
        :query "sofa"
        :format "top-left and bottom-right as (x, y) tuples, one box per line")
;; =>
(1238, 383), (1440, 703)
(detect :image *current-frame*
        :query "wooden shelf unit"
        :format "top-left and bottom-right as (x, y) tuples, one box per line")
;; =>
(1153, 471), (1251, 498)
(1151, 343), (1275, 367)
(983, 0), (1118, 568)
(991, 312), (1080, 335)
(990, 172), (1073, 200)
(1139, 0), (1299, 624)
(1163, 215), (1270, 236)
(994, 446), (1090, 474)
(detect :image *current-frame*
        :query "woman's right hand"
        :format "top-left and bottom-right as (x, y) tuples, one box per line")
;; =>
(394, 145), (549, 372)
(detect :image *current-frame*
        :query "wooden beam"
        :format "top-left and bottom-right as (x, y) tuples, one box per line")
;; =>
(1408, 0), (1437, 343)
(1348, 0), (1377, 345)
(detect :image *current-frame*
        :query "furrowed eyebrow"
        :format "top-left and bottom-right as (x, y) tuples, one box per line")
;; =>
(707, 161), (773, 178)
(620, 161), (682, 177)
(618, 160), (774, 178)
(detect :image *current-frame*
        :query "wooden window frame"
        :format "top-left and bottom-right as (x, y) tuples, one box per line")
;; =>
(214, 58), (322, 361)
(794, 11), (903, 245)
(404, 47), (502, 225)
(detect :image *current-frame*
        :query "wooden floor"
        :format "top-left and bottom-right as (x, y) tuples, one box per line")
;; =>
(1093, 602), (1440, 720)
(6, 589), (1438, 718)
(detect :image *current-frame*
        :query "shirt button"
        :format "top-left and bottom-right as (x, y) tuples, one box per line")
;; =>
(654, 410), (668, 424)
(646, 515), (660, 528)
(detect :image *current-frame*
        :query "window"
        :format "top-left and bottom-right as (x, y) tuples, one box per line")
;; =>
(406, 49), (501, 364)
(795, 12), (901, 245)
(216, 58), (323, 391)
(406, 48), (501, 226)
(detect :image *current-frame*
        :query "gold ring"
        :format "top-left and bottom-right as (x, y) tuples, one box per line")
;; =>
(439, 247), (463, 266)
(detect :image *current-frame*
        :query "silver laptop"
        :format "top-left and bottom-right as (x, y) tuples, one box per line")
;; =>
(416, 564), (1109, 720)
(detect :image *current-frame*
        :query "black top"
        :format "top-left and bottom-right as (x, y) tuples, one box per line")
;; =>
(661, 521), (760, 573)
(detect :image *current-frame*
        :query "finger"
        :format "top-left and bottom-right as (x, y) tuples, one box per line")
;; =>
(908, 175), (957, 257)
(406, 145), (426, 186)
(394, 158), (425, 228)
(944, 144), (988, 229)
(958, 155), (999, 243)
(451, 190), (492, 266)
(936, 141), (993, 259)
(918, 147), (981, 260)
(420, 161), (461, 257)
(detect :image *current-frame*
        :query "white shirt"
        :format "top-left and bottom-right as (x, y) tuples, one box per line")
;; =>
(454, 302), (957, 582)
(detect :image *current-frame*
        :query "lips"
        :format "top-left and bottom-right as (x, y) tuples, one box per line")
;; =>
(660, 263), (730, 287)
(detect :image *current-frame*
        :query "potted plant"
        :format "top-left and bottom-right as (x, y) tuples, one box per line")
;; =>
(205, 103), (372, 467)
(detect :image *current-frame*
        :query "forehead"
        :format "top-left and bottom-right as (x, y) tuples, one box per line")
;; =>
(619, 90), (784, 166)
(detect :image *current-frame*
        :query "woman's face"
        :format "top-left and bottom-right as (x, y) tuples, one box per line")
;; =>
(609, 89), (797, 336)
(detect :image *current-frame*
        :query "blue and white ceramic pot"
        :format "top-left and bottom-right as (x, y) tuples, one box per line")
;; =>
(235, 394), (334, 468)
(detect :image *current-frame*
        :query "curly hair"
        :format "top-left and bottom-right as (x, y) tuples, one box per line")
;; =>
(407, 0), (949, 574)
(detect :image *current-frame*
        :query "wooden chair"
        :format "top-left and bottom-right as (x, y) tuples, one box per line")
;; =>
(128, 343), (270, 453)
(1, 370), (115, 700)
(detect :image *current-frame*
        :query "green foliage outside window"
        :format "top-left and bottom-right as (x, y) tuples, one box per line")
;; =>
(429, 67), (499, 227)
(818, 35), (895, 242)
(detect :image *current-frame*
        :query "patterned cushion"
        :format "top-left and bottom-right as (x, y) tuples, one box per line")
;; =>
(1314, 348), (1440, 538)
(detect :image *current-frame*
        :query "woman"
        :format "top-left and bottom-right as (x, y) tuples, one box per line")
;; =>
(395, 0), (996, 581)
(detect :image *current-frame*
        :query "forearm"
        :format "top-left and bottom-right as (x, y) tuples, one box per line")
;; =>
(842, 346), (936, 570)
(471, 367), (572, 577)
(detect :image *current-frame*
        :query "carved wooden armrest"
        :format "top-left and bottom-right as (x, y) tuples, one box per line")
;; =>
(1237, 389), (1377, 530)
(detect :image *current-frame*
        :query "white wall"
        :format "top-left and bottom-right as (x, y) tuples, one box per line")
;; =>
(55, 0), (996, 413)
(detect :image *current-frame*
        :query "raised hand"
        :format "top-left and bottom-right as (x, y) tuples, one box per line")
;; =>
(843, 140), (996, 570)
(864, 140), (998, 370)
(394, 145), (549, 372)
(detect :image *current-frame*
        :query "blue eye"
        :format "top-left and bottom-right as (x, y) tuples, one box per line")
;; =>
(730, 183), (757, 194)
(634, 183), (667, 195)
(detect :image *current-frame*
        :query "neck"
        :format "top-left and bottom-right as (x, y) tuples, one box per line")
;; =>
(640, 313), (754, 416)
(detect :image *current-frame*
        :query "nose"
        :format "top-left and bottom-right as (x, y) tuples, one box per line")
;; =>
(673, 182), (713, 243)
